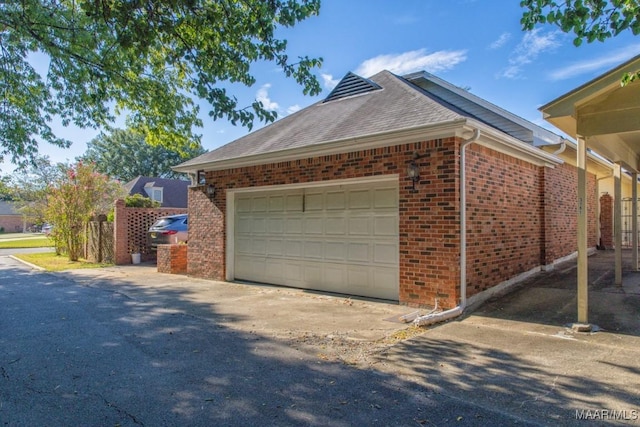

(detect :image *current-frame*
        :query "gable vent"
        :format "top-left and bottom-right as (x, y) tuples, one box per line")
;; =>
(323, 72), (382, 103)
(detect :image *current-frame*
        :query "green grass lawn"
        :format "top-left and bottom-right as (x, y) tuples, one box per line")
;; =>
(0, 236), (54, 249)
(14, 252), (112, 271)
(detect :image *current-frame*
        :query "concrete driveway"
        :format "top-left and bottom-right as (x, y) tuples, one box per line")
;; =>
(2, 250), (639, 425)
(375, 249), (640, 425)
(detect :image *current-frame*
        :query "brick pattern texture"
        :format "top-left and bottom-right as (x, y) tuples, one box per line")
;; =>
(157, 244), (188, 274)
(600, 194), (613, 248)
(113, 199), (188, 265)
(0, 215), (25, 232)
(187, 188), (225, 279)
(187, 137), (598, 309)
(541, 163), (597, 264)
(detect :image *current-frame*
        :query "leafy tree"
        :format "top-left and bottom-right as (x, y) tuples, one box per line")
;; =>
(521, 0), (640, 46)
(0, 0), (322, 167)
(79, 129), (206, 182)
(46, 162), (125, 260)
(4, 156), (67, 226)
(0, 176), (13, 201)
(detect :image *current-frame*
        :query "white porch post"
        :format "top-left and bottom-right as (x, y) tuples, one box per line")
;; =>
(577, 136), (589, 324)
(633, 173), (639, 271)
(614, 163), (623, 285)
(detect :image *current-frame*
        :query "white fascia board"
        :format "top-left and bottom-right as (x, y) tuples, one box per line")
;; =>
(172, 119), (469, 174)
(468, 120), (563, 168)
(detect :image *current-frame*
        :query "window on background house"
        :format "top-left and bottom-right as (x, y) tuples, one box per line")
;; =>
(151, 188), (163, 204)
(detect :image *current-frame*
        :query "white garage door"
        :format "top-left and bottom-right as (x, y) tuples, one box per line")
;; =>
(234, 180), (399, 300)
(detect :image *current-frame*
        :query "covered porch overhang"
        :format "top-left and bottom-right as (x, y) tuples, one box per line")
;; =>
(540, 54), (640, 327)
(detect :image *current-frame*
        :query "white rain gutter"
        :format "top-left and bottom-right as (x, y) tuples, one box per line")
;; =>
(414, 128), (481, 327)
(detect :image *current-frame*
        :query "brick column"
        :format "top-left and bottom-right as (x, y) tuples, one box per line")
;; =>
(600, 193), (613, 249)
(187, 187), (225, 280)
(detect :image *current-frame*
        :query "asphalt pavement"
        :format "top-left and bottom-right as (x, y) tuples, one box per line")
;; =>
(1, 250), (639, 426)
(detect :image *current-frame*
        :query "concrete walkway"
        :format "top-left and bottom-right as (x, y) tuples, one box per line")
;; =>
(374, 249), (640, 425)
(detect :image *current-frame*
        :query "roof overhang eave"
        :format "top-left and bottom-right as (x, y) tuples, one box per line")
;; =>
(172, 119), (470, 173)
(173, 118), (563, 174)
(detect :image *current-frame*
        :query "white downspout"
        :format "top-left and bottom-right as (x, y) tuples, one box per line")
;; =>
(553, 141), (567, 155)
(415, 128), (481, 326)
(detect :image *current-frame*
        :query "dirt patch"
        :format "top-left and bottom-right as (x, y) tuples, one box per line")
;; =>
(285, 325), (428, 367)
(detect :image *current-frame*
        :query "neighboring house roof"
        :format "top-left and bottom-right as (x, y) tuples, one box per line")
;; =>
(124, 176), (190, 208)
(175, 70), (562, 172)
(0, 200), (19, 215)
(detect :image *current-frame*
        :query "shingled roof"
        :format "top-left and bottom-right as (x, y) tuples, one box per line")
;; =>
(175, 70), (562, 172)
(124, 176), (190, 208)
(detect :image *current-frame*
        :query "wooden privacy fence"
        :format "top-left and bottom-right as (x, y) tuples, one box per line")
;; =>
(86, 216), (114, 263)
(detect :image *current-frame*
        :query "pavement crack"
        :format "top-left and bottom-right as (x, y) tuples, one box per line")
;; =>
(101, 396), (145, 426)
(519, 375), (559, 408)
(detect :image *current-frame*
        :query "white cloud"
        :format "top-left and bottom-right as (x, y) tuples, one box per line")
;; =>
(321, 73), (340, 90)
(286, 104), (301, 115)
(499, 28), (561, 79)
(355, 48), (467, 77)
(256, 83), (279, 110)
(548, 44), (640, 81)
(489, 32), (511, 50)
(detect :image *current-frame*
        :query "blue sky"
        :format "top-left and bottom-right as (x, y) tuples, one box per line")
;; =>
(3, 0), (640, 173)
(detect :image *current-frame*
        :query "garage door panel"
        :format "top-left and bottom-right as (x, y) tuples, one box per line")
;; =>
(234, 181), (399, 301)
(305, 193), (323, 210)
(267, 217), (284, 233)
(325, 242), (346, 260)
(253, 197), (267, 212)
(284, 241), (303, 258)
(269, 196), (284, 212)
(252, 218), (266, 234)
(304, 241), (323, 259)
(374, 188), (397, 208)
(349, 190), (371, 209)
(266, 239), (283, 256)
(285, 217), (303, 234)
(303, 217), (324, 234)
(349, 216), (371, 235)
(374, 242), (398, 264)
(347, 267), (369, 288)
(374, 215), (398, 236)
(325, 216), (346, 234)
(326, 191), (346, 210)
(286, 194), (303, 211)
(347, 242), (370, 263)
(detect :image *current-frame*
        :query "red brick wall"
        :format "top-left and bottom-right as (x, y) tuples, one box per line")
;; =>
(465, 145), (544, 297)
(188, 138), (462, 308)
(187, 188), (225, 279)
(541, 163), (597, 264)
(157, 244), (188, 274)
(600, 193), (613, 248)
(113, 199), (188, 265)
(188, 138), (599, 308)
(0, 215), (24, 232)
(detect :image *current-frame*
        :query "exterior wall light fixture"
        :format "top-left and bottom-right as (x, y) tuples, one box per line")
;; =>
(206, 184), (216, 199)
(407, 162), (420, 192)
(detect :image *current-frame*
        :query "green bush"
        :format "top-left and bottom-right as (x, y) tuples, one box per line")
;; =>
(124, 194), (160, 208)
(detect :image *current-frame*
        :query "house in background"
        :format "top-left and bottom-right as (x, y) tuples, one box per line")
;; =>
(124, 176), (190, 208)
(174, 70), (610, 310)
(0, 200), (27, 233)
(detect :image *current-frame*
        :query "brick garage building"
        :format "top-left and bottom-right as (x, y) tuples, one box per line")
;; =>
(0, 201), (26, 233)
(175, 71), (600, 309)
